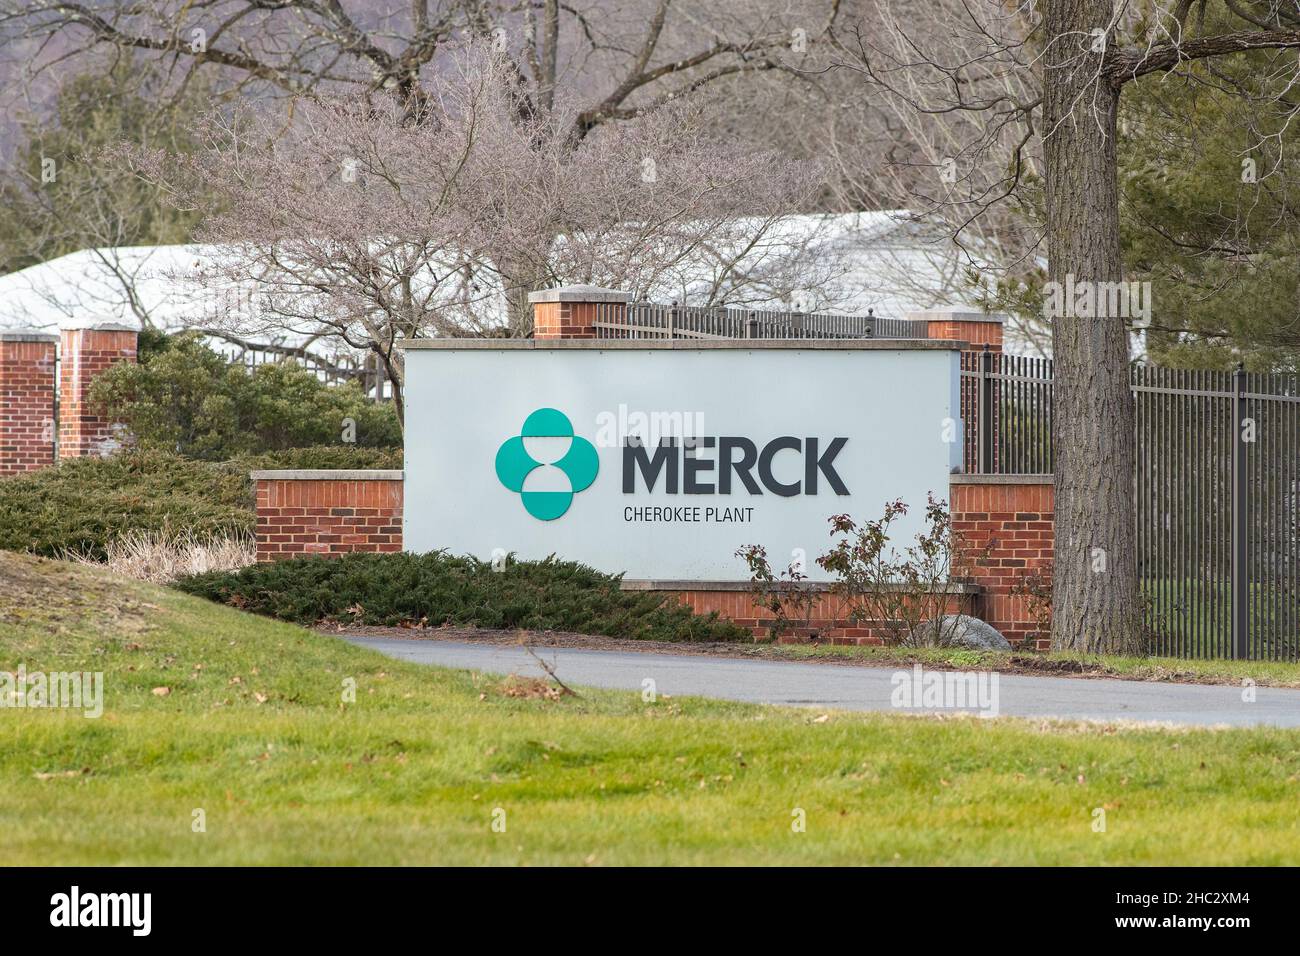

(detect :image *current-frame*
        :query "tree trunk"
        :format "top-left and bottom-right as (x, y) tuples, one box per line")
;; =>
(492, 255), (549, 337)
(1042, 1), (1143, 653)
(374, 346), (405, 431)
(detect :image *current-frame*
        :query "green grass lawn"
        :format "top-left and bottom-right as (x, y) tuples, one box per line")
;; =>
(3, 552), (1300, 865)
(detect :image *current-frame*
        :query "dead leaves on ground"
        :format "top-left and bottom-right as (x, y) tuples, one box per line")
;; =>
(498, 674), (566, 702)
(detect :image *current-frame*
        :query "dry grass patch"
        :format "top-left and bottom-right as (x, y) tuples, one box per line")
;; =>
(65, 529), (255, 583)
(498, 675), (566, 701)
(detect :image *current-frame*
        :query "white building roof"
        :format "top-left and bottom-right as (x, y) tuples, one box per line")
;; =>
(0, 212), (1007, 352)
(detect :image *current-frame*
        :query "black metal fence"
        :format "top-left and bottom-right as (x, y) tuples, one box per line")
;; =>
(222, 337), (392, 400)
(964, 352), (1300, 660)
(960, 347), (1054, 474)
(592, 301), (928, 340)
(212, 300), (924, 399)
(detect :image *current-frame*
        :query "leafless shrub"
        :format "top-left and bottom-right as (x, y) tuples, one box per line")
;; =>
(816, 495), (985, 648)
(516, 631), (579, 698)
(735, 543), (820, 642)
(740, 495), (990, 649)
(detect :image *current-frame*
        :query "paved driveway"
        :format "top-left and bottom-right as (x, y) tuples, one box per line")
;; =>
(347, 637), (1300, 728)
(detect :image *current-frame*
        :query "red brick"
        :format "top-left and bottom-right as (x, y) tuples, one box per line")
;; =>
(0, 335), (57, 475)
(58, 327), (137, 460)
(254, 477), (403, 562)
(952, 479), (1054, 648)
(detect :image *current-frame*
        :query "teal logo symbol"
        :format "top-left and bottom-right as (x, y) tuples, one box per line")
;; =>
(495, 408), (599, 520)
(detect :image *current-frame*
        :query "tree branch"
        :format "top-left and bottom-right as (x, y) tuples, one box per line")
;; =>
(1106, 29), (1300, 85)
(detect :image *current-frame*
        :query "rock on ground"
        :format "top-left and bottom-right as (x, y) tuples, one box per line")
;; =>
(913, 615), (1012, 650)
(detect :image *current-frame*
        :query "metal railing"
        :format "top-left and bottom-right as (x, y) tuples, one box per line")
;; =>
(963, 352), (1300, 659)
(593, 301), (928, 340)
(222, 338), (393, 401)
(960, 347), (1054, 474)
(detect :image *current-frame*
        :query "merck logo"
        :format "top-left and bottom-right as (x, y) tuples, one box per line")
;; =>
(623, 436), (849, 496)
(495, 408), (599, 520)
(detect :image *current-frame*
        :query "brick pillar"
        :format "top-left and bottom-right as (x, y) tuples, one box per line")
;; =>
(909, 307), (1006, 351)
(910, 309), (1008, 472)
(58, 322), (138, 460)
(0, 330), (58, 476)
(950, 475), (1054, 649)
(528, 285), (631, 339)
(251, 469), (404, 561)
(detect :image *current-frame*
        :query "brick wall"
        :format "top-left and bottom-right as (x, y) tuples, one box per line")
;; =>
(532, 301), (599, 339)
(245, 468), (1057, 647)
(909, 308), (1004, 351)
(58, 324), (138, 460)
(0, 331), (58, 476)
(252, 470), (404, 561)
(950, 476), (1054, 649)
(653, 586), (978, 645)
(245, 468), (980, 643)
(528, 286), (629, 339)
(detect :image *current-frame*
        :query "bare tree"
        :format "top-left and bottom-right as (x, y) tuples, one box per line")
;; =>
(0, 1), (842, 129)
(1042, 1), (1300, 652)
(825, 1), (1046, 350)
(128, 46), (819, 422)
(2, 1), (859, 384)
(832, 1), (1300, 653)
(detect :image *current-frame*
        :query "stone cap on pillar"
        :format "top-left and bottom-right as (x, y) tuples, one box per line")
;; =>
(249, 469), (405, 481)
(58, 318), (141, 332)
(0, 328), (58, 342)
(905, 307), (1006, 325)
(527, 285), (632, 304)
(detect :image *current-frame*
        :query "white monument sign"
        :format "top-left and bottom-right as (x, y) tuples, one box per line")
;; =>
(402, 340), (961, 581)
